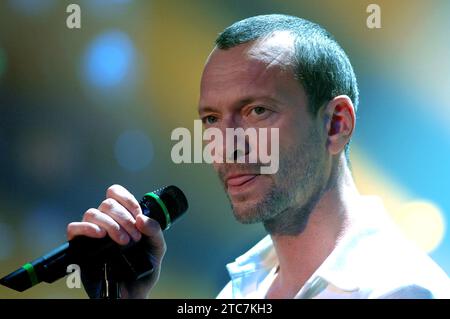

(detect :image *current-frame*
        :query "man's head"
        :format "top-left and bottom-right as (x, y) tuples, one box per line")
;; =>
(198, 14), (357, 235)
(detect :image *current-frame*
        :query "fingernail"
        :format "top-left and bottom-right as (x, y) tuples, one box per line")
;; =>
(132, 229), (141, 242)
(119, 233), (129, 244)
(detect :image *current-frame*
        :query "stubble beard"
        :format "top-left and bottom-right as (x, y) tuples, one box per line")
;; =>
(222, 127), (328, 236)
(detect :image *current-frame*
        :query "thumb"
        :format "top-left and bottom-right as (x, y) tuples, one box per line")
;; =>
(135, 214), (167, 259)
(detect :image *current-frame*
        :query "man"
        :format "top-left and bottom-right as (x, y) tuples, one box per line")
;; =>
(67, 14), (450, 298)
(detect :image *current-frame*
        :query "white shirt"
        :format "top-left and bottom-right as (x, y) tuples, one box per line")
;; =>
(217, 196), (450, 299)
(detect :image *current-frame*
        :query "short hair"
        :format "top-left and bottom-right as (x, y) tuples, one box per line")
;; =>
(215, 14), (359, 157)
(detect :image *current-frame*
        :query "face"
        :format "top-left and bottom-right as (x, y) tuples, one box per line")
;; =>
(198, 32), (330, 234)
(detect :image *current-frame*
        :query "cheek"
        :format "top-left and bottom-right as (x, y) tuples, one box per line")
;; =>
(277, 123), (306, 154)
(255, 115), (297, 159)
(281, 111), (321, 148)
(276, 124), (326, 174)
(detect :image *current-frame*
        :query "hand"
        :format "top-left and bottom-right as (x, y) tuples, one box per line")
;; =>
(66, 184), (166, 298)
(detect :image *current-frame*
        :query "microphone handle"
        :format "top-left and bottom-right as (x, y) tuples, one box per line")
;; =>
(0, 194), (169, 292)
(37, 198), (162, 285)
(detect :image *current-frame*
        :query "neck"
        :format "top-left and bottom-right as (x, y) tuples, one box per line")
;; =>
(267, 157), (360, 298)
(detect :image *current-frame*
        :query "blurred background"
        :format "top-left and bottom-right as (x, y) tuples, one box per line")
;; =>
(0, 0), (449, 298)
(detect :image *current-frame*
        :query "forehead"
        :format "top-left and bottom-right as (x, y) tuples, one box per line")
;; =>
(199, 31), (303, 109)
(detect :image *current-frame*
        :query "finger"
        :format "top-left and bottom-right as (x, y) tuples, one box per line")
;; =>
(135, 214), (166, 258)
(106, 184), (142, 218)
(82, 208), (130, 245)
(98, 198), (142, 242)
(67, 222), (107, 240)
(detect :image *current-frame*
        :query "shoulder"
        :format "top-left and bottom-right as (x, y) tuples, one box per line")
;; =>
(216, 281), (233, 299)
(349, 232), (450, 299)
(325, 211), (450, 299)
(369, 284), (449, 299)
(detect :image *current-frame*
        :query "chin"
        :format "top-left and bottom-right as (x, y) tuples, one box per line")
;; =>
(232, 209), (261, 224)
(230, 197), (269, 224)
(225, 175), (279, 223)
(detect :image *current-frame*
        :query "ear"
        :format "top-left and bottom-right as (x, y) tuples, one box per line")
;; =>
(322, 95), (356, 155)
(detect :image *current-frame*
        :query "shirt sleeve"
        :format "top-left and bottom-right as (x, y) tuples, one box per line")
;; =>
(216, 281), (233, 299)
(375, 284), (435, 299)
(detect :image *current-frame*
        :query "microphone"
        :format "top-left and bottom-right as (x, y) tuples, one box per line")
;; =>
(0, 185), (188, 292)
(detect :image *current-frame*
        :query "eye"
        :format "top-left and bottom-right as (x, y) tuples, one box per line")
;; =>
(202, 115), (218, 125)
(246, 105), (274, 122)
(251, 106), (267, 116)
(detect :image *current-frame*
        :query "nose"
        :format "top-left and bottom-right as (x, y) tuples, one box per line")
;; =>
(231, 138), (251, 162)
(215, 117), (253, 163)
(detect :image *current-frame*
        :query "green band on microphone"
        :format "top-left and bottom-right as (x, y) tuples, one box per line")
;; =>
(146, 192), (171, 229)
(22, 263), (39, 287)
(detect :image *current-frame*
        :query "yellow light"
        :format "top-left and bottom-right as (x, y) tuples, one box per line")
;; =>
(392, 201), (446, 253)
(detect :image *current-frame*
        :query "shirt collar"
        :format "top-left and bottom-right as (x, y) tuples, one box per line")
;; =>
(225, 196), (393, 297)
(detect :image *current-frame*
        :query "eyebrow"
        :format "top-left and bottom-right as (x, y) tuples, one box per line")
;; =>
(198, 96), (279, 115)
(198, 105), (218, 115)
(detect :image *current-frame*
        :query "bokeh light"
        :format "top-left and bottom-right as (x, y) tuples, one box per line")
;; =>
(1, 0), (450, 299)
(114, 130), (154, 172)
(83, 30), (136, 89)
(393, 201), (446, 253)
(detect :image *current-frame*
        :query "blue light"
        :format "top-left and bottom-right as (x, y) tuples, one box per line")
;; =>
(83, 31), (135, 88)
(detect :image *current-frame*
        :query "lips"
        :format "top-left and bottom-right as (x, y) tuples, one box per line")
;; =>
(226, 174), (258, 187)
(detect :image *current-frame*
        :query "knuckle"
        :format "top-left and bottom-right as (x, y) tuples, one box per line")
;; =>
(120, 214), (135, 229)
(101, 198), (116, 210)
(108, 203), (134, 227)
(109, 221), (122, 233)
(128, 199), (141, 213)
(84, 208), (97, 219)
(66, 223), (74, 234)
(82, 223), (94, 233)
(106, 184), (121, 197)
(105, 224), (121, 238)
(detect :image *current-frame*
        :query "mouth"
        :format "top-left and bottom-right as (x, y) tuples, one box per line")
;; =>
(225, 173), (260, 194)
